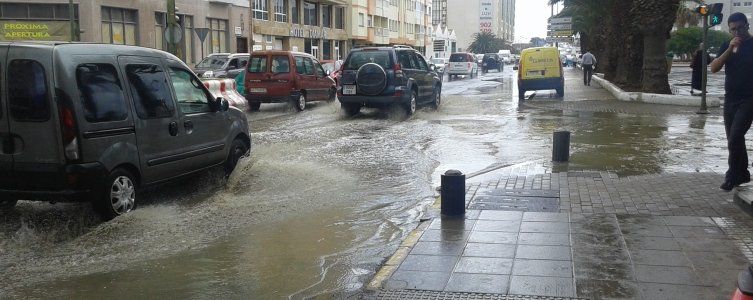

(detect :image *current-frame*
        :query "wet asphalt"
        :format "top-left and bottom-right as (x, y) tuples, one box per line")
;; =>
(0, 67), (738, 299)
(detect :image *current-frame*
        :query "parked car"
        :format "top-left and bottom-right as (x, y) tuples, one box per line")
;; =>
(337, 46), (442, 116)
(430, 57), (448, 76)
(244, 51), (336, 112)
(0, 42), (251, 220)
(481, 53), (503, 73)
(322, 59), (343, 85)
(195, 53), (249, 79)
(447, 52), (479, 80)
(516, 47), (564, 99)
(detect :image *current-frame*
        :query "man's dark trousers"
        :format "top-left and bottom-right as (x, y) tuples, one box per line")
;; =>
(583, 64), (593, 85)
(724, 98), (753, 184)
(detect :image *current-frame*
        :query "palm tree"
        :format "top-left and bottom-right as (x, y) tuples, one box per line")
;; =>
(468, 32), (506, 54)
(632, 0), (681, 94)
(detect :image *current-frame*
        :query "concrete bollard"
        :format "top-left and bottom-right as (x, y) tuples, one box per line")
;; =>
(441, 170), (466, 216)
(552, 131), (571, 162)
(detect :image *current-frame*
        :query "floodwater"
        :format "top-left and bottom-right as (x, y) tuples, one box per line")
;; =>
(0, 68), (733, 298)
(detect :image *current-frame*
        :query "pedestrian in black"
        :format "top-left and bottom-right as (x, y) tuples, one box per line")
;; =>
(690, 44), (711, 95)
(581, 50), (597, 86)
(710, 12), (753, 191)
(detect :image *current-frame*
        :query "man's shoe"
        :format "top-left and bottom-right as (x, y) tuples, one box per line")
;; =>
(720, 181), (735, 191)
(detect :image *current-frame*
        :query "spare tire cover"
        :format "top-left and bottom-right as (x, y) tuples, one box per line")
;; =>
(356, 63), (387, 96)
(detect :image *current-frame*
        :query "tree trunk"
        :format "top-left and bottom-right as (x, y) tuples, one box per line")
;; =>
(641, 33), (671, 94)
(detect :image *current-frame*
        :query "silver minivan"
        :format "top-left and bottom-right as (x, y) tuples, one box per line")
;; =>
(0, 42), (251, 220)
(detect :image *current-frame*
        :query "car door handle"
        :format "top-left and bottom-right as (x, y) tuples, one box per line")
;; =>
(168, 121), (179, 136)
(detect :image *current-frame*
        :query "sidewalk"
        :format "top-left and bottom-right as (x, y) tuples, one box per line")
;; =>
(361, 72), (753, 300)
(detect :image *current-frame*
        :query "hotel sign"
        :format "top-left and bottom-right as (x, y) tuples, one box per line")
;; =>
(0, 21), (70, 41)
(290, 26), (329, 39)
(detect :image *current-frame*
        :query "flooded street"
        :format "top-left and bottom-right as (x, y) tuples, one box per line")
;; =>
(0, 68), (736, 298)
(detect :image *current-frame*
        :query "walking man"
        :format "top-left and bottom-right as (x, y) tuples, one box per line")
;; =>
(581, 50), (596, 86)
(710, 12), (753, 191)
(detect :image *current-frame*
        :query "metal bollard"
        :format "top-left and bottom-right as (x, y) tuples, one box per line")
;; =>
(552, 131), (571, 162)
(441, 170), (466, 216)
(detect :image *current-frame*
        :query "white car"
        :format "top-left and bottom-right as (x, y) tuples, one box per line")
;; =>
(430, 57), (448, 75)
(447, 52), (479, 80)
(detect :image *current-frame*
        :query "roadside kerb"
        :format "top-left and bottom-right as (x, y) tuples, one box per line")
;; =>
(592, 74), (722, 107)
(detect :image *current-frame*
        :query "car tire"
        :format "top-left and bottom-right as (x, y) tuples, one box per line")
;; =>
(405, 90), (417, 116)
(225, 138), (248, 177)
(556, 86), (564, 98)
(519, 88), (526, 100)
(94, 168), (137, 221)
(431, 85), (441, 110)
(342, 104), (360, 116)
(250, 102), (261, 111)
(293, 93), (306, 111)
(328, 88), (336, 102)
(0, 199), (18, 211)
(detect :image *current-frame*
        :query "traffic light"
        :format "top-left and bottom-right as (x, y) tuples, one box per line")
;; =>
(708, 3), (724, 27)
(711, 13), (724, 26)
(696, 5), (708, 15)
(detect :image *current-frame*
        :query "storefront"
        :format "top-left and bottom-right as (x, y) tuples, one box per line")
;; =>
(0, 3), (78, 42)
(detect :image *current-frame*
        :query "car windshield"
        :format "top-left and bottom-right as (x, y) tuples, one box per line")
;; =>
(344, 51), (392, 70)
(195, 55), (229, 69)
(449, 54), (468, 62)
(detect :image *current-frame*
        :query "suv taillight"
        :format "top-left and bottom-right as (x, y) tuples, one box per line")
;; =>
(57, 89), (80, 161)
(395, 63), (404, 78)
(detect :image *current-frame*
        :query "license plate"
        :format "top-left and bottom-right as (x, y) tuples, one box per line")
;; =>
(343, 85), (356, 95)
(249, 88), (267, 94)
(527, 70), (544, 77)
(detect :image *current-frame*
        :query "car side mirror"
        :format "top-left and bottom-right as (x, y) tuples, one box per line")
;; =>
(215, 97), (230, 111)
(429, 64), (436, 71)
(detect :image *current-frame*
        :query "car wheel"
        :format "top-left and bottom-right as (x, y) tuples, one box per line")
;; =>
(94, 168), (136, 221)
(328, 88), (336, 102)
(250, 102), (261, 111)
(342, 104), (361, 116)
(293, 93), (306, 111)
(556, 86), (564, 98)
(519, 88), (526, 100)
(431, 85), (442, 109)
(0, 199), (18, 211)
(225, 138), (248, 177)
(405, 90), (417, 116)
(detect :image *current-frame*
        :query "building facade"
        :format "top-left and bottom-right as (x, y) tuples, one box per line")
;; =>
(433, 0), (515, 52)
(0, 0), (255, 66)
(347, 0), (433, 55)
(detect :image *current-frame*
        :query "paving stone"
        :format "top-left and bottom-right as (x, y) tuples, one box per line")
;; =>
(668, 226), (726, 238)
(684, 251), (751, 270)
(454, 257), (514, 275)
(385, 270), (450, 291)
(398, 254), (458, 273)
(637, 283), (716, 300)
(520, 221), (570, 234)
(428, 218), (476, 230)
(630, 249), (691, 267)
(575, 279), (639, 300)
(623, 236), (681, 251)
(522, 212), (570, 222)
(634, 265), (705, 285)
(468, 231), (518, 244)
(419, 229), (470, 242)
(478, 210), (523, 221)
(573, 260), (636, 281)
(462, 243), (516, 258)
(512, 259), (573, 277)
(674, 237), (741, 252)
(516, 245), (572, 261)
(571, 232), (625, 248)
(619, 224), (674, 238)
(518, 232), (571, 246)
(411, 241), (467, 256)
(662, 216), (717, 227)
(444, 273), (510, 294)
(474, 220), (522, 232)
(509, 275), (575, 298)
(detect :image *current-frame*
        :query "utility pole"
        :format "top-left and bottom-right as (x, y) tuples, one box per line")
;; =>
(248, 5), (254, 53)
(695, 3), (724, 114)
(68, 0), (75, 41)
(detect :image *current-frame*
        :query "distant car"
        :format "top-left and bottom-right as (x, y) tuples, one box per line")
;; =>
(447, 52), (479, 80)
(475, 54), (484, 65)
(322, 60), (343, 85)
(245, 51), (336, 111)
(195, 53), (250, 79)
(517, 47), (564, 99)
(430, 57), (448, 76)
(482, 53), (503, 73)
(337, 46), (442, 116)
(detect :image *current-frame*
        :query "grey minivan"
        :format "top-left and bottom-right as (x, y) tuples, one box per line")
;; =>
(0, 42), (251, 220)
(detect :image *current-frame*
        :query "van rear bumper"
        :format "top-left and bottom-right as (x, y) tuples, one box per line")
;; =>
(246, 91), (299, 104)
(0, 162), (107, 202)
(519, 77), (563, 91)
(338, 92), (409, 108)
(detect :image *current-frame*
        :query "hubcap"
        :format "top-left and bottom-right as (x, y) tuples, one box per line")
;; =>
(410, 94), (416, 113)
(299, 95), (306, 110)
(110, 176), (135, 214)
(436, 89), (441, 105)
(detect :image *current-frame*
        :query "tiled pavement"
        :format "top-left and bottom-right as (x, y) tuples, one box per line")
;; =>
(369, 166), (753, 299)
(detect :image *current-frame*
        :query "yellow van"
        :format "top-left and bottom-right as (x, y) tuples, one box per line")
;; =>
(516, 47), (564, 99)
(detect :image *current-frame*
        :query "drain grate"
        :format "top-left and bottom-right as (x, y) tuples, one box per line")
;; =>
(360, 289), (587, 300)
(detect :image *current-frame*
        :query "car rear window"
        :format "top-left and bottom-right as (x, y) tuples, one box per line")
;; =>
(344, 51), (392, 70)
(248, 56), (267, 73)
(449, 54), (468, 62)
(8, 59), (49, 122)
(76, 63), (129, 123)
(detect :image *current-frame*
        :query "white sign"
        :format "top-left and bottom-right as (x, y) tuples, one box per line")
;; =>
(549, 17), (572, 24)
(234, 26), (242, 36)
(546, 36), (574, 43)
(547, 23), (572, 30)
(547, 30), (573, 37)
(479, 0), (493, 32)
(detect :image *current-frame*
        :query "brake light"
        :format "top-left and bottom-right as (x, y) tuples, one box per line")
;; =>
(57, 90), (80, 161)
(395, 63), (404, 78)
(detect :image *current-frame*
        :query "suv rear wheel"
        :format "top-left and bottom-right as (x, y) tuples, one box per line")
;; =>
(405, 90), (417, 115)
(431, 85), (442, 109)
(294, 93), (306, 111)
(94, 168), (136, 220)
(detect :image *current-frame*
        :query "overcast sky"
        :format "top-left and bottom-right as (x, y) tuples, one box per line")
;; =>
(515, 0), (562, 43)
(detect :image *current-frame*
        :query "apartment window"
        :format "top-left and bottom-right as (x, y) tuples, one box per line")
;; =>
(182, 15), (195, 64)
(275, 0), (288, 22)
(322, 5), (331, 28)
(390, 0), (398, 6)
(207, 18), (228, 53)
(746, 2), (753, 6)
(291, 0), (299, 23)
(734, 2), (741, 6)
(323, 40), (332, 60)
(253, 0), (269, 20)
(155, 12), (166, 50)
(367, 15), (373, 27)
(102, 7), (137, 45)
(358, 13), (364, 27)
(304, 2), (318, 26)
(335, 7), (345, 29)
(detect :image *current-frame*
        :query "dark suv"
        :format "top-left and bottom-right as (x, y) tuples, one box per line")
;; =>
(337, 46), (442, 116)
(482, 53), (503, 73)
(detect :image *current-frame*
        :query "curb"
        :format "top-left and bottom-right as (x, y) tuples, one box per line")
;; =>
(592, 74), (722, 107)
